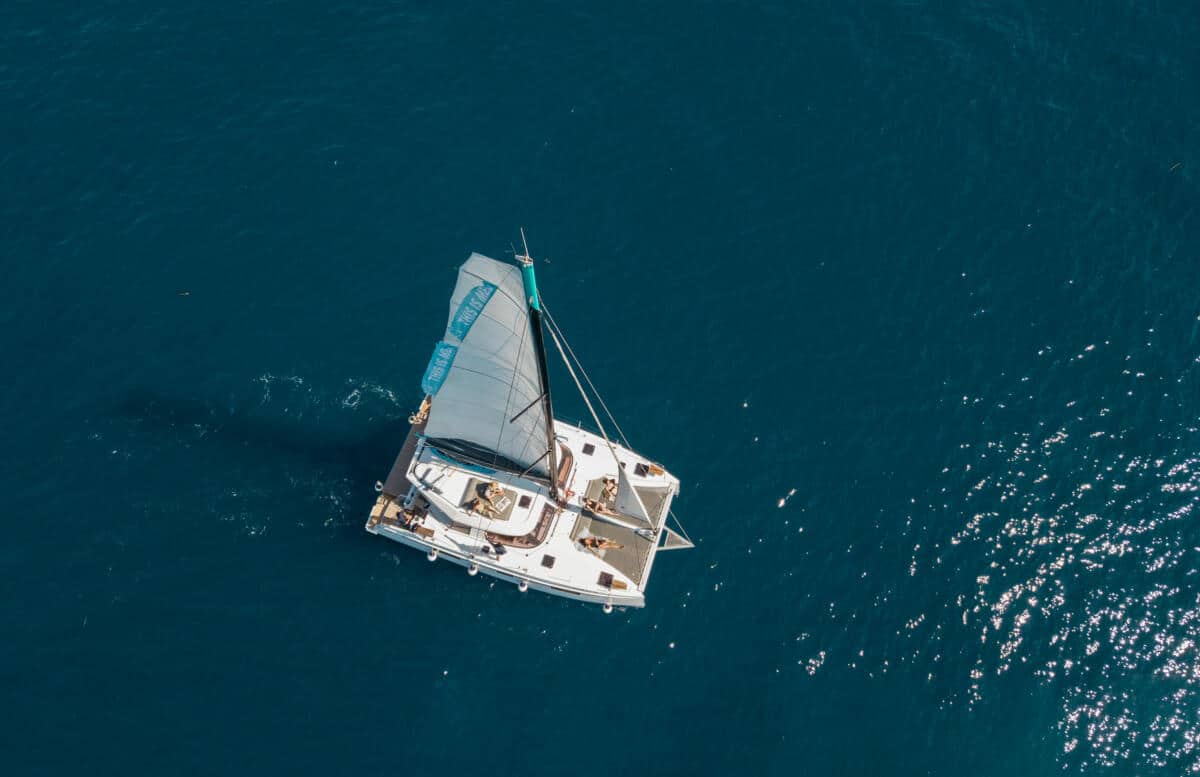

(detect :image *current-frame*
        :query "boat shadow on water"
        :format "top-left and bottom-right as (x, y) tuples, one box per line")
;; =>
(109, 388), (408, 530)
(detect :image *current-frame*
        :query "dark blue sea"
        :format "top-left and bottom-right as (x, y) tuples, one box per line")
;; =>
(4, 2), (1199, 774)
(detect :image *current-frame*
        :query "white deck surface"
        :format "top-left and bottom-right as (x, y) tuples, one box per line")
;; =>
(366, 419), (679, 607)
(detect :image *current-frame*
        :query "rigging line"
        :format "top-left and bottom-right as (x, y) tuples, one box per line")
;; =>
(517, 448), (552, 480)
(542, 302), (626, 446)
(545, 324), (660, 536)
(544, 303), (693, 541)
(495, 278), (552, 470)
(545, 323), (613, 449)
(666, 508), (694, 544)
(509, 391), (547, 423)
(491, 310), (530, 465)
(540, 302), (632, 449)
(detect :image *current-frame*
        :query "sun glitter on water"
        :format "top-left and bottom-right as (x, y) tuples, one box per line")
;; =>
(904, 335), (1200, 772)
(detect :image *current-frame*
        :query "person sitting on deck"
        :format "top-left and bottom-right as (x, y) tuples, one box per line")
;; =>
(466, 496), (501, 518)
(477, 481), (508, 512)
(601, 477), (618, 500)
(581, 535), (623, 550)
(582, 497), (616, 515)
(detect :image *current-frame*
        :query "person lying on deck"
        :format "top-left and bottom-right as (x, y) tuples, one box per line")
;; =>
(466, 497), (501, 517)
(581, 536), (623, 550)
(583, 497), (617, 515)
(478, 481), (508, 512)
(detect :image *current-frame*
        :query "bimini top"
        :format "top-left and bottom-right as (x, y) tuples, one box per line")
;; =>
(421, 253), (552, 480)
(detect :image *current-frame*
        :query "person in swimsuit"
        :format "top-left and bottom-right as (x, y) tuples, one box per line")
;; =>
(479, 481), (507, 513)
(467, 497), (501, 518)
(581, 536), (623, 550)
(583, 497), (614, 515)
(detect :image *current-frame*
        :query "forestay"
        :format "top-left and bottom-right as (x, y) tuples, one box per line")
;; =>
(422, 253), (551, 479)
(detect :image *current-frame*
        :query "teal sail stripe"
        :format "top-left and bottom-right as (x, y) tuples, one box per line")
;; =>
(447, 282), (496, 340)
(420, 341), (458, 396)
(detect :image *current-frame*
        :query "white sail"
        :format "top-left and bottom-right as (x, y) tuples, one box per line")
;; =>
(614, 467), (652, 527)
(422, 253), (551, 479)
(661, 526), (694, 550)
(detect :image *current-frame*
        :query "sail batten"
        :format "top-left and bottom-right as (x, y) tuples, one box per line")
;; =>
(423, 253), (551, 480)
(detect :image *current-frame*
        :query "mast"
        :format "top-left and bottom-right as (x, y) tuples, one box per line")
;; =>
(516, 229), (560, 501)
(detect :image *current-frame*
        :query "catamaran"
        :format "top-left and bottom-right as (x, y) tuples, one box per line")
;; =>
(365, 235), (692, 611)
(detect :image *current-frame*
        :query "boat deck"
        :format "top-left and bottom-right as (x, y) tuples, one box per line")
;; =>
(569, 513), (654, 584)
(366, 418), (679, 607)
(381, 415), (424, 499)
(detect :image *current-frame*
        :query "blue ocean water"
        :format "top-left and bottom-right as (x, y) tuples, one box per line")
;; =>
(3, 2), (1199, 774)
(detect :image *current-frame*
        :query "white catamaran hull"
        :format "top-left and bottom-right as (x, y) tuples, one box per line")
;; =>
(364, 248), (690, 610)
(367, 417), (678, 610)
(367, 521), (646, 607)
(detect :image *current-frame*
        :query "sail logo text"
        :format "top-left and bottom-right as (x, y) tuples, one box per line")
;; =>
(421, 341), (459, 396)
(448, 282), (496, 341)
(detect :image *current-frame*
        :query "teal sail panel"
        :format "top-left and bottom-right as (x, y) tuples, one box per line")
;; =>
(420, 341), (458, 396)
(447, 282), (496, 340)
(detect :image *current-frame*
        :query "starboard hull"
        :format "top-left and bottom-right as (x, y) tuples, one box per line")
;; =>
(366, 513), (647, 608)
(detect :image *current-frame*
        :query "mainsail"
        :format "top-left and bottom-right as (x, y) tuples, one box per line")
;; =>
(422, 253), (551, 480)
